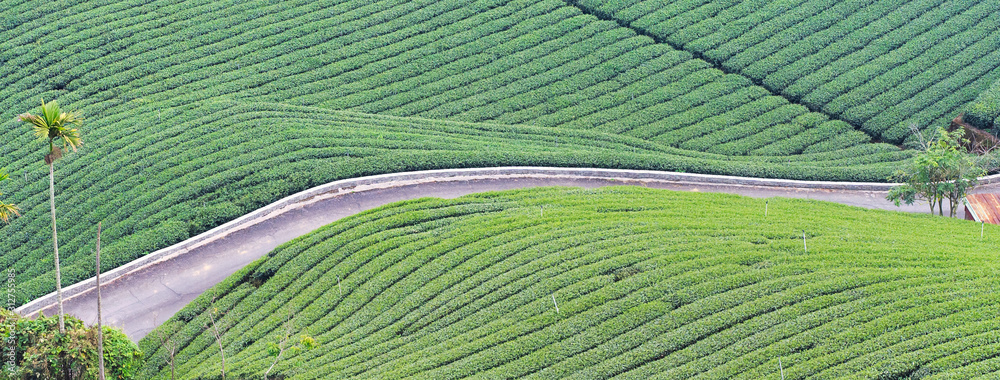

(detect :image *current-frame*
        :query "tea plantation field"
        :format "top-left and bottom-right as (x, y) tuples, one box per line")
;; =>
(1, 0), (934, 304)
(3, 0), (888, 153)
(138, 187), (1000, 379)
(0, 100), (911, 305)
(574, 0), (1000, 142)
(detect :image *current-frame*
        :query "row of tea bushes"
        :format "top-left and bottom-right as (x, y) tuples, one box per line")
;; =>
(963, 78), (1000, 132)
(1, 0), (891, 155)
(574, 0), (1000, 143)
(0, 100), (907, 305)
(1, 0), (914, 303)
(139, 187), (1000, 378)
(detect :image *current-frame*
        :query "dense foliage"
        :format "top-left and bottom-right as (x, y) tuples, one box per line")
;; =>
(6, 0), (961, 304)
(574, 0), (1000, 143)
(1, 0), (889, 154)
(963, 78), (1000, 133)
(0, 309), (142, 379)
(0, 170), (18, 225)
(140, 187), (1000, 379)
(0, 101), (912, 306)
(887, 128), (986, 216)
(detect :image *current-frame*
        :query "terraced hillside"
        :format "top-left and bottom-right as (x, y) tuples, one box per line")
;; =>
(0, 0), (919, 304)
(2, 0), (887, 153)
(574, 0), (1000, 142)
(138, 187), (1000, 379)
(0, 100), (909, 306)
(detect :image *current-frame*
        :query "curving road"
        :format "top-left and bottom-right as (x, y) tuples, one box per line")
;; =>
(15, 167), (1000, 341)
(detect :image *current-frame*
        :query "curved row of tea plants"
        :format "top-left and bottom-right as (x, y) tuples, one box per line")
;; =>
(0, 100), (910, 307)
(1, 0), (914, 304)
(138, 187), (1000, 379)
(964, 78), (1000, 133)
(574, 0), (1000, 143)
(1, 0), (887, 154)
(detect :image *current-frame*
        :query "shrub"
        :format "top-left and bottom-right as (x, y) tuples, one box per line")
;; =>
(0, 309), (143, 380)
(963, 79), (1000, 132)
(138, 187), (1000, 378)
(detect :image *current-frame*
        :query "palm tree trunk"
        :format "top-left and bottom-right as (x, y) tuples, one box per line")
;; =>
(49, 162), (65, 334)
(96, 222), (105, 380)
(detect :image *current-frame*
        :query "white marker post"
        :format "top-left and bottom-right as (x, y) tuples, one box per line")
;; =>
(765, 200), (768, 217)
(803, 231), (807, 253)
(552, 294), (559, 314)
(779, 358), (785, 380)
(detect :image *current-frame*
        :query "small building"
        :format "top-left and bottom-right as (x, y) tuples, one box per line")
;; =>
(964, 194), (1000, 225)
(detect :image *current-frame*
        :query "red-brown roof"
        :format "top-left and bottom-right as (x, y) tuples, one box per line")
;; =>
(966, 193), (1000, 225)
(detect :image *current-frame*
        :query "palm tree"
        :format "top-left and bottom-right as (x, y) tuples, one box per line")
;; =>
(18, 99), (82, 334)
(0, 169), (19, 224)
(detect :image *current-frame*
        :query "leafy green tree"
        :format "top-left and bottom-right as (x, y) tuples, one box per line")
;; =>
(887, 127), (985, 217)
(18, 99), (83, 334)
(0, 309), (143, 380)
(0, 169), (18, 224)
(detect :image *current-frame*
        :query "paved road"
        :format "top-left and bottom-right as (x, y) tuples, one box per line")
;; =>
(16, 168), (998, 341)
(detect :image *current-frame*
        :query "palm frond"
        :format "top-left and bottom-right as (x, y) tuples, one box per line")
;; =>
(56, 126), (82, 151)
(18, 113), (47, 134)
(42, 98), (59, 124)
(18, 99), (84, 154)
(0, 203), (19, 225)
(0, 169), (15, 224)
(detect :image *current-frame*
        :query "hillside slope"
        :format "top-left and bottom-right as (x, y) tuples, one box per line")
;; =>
(2, 0), (887, 153)
(0, 0), (916, 304)
(0, 101), (908, 305)
(140, 187), (1000, 379)
(573, 0), (1000, 142)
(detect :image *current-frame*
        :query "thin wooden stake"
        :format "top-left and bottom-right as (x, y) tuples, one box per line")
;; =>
(765, 200), (768, 217)
(551, 294), (559, 313)
(96, 222), (105, 380)
(207, 306), (225, 380)
(779, 357), (785, 380)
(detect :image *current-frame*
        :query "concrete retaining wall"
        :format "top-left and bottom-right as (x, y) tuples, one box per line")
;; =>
(17, 167), (1000, 317)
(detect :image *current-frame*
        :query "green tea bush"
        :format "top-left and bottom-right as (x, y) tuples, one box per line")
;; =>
(963, 79), (1000, 132)
(0, 100), (908, 305)
(576, 0), (1000, 142)
(138, 187), (1000, 378)
(1, 0), (914, 305)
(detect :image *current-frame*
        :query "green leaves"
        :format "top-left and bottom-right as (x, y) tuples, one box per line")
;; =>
(887, 127), (986, 216)
(963, 78), (1000, 132)
(138, 187), (1000, 379)
(0, 168), (17, 225)
(573, 0), (1000, 143)
(0, 309), (142, 379)
(0, 100), (909, 307)
(18, 98), (83, 156)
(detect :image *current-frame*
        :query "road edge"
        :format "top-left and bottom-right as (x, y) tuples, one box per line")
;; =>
(17, 167), (1000, 317)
